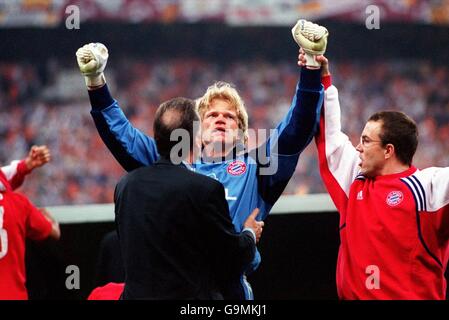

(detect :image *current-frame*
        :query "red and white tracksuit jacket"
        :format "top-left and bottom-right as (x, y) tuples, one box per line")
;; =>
(316, 75), (449, 300)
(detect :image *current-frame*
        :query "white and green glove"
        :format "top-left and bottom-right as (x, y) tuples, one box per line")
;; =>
(291, 20), (329, 68)
(76, 42), (109, 88)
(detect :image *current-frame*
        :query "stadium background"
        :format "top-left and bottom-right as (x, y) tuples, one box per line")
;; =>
(0, 0), (448, 299)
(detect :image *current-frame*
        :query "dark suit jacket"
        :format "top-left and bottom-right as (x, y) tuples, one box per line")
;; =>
(114, 157), (256, 299)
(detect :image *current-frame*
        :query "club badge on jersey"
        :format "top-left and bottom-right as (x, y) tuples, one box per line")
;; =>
(227, 160), (247, 176)
(386, 191), (404, 207)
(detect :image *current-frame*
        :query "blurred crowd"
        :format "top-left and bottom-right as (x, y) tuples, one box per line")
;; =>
(1, 57), (448, 206)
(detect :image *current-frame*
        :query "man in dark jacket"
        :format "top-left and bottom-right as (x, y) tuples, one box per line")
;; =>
(115, 97), (263, 299)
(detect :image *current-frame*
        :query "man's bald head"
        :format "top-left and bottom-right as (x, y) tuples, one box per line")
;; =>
(153, 97), (199, 159)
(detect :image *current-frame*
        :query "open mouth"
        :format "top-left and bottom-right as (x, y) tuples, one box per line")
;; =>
(212, 127), (226, 134)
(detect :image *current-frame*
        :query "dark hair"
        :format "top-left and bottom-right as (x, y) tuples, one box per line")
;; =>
(153, 97), (199, 159)
(368, 111), (418, 166)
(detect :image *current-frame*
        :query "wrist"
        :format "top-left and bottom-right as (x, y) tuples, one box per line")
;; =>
(243, 227), (256, 244)
(305, 52), (321, 68)
(85, 73), (106, 89)
(25, 158), (32, 170)
(20, 159), (33, 174)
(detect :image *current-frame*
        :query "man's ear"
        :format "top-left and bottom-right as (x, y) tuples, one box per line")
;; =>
(384, 143), (395, 160)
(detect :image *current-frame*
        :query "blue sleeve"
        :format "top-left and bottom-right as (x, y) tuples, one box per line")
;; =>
(256, 68), (324, 213)
(88, 85), (159, 172)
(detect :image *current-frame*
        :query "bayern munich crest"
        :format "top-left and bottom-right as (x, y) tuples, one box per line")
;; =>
(227, 160), (247, 176)
(386, 191), (403, 207)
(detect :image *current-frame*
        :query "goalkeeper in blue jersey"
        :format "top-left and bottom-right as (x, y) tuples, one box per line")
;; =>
(76, 20), (327, 300)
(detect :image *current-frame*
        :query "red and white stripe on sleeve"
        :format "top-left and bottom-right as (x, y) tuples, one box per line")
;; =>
(0, 160), (30, 191)
(315, 76), (361, 215)
(401, 167), (449, 213)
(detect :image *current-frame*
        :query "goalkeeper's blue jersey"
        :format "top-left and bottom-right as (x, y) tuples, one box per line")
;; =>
(88, 68), (324, 299)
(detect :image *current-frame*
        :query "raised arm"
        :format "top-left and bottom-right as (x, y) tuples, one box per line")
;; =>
(88, 85), (159, 171)
(1, 145), (51, 190)
(1, 160), (30, 190)
(256, 66), (324, 218)
(314, 56), (360, 214)
(256, 20), (329, 217)
(76, 43), (159, 172)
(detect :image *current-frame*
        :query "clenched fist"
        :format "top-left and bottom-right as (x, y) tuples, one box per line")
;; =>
(25, 145), (51, 171)
(76, 42), (109, 88)
(292, 19), (329, 68)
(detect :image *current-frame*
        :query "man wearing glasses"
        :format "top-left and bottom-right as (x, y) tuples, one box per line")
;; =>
(298, 48), (449, 300)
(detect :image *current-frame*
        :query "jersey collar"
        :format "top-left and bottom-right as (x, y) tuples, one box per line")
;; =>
(373, 166), (417, 181)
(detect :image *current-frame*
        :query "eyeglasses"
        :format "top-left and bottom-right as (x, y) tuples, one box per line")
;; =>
(360, 136), (383, 147)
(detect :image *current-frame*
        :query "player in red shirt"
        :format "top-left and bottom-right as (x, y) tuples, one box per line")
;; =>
(0, 145), (60, 300)
(298, 49), (449, 299)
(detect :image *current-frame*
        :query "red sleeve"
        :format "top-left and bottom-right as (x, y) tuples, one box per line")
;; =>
(11, 160), (31, 190)
(19, 194), (52, 241)
(1, 160), (31, 191)
(322, 74), (332, 90)
(315, 75), (360, 217)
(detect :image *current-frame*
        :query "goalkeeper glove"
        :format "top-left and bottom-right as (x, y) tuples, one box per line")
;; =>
(76, 43), (109, 88)
(291, 20), (329, 68)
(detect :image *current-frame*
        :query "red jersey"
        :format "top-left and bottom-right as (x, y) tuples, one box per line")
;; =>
(316, 76), (449, 299)
(0, 161), (52, 300)
(88, 282), (124, 300)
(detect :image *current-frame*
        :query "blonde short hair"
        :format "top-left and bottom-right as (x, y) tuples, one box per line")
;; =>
(196, 81), (249, 144)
